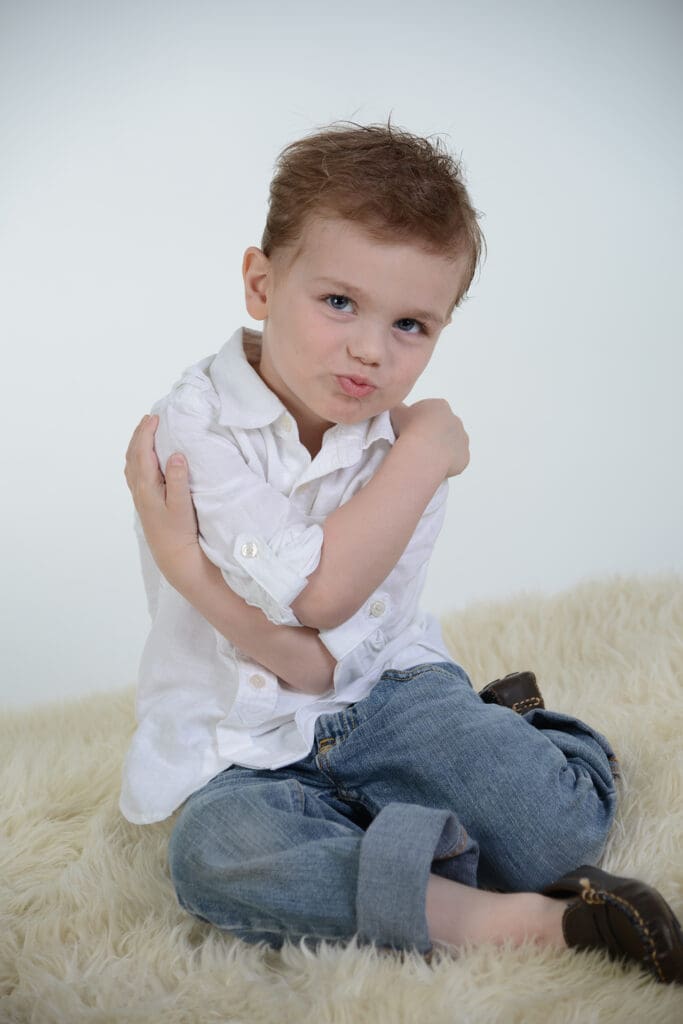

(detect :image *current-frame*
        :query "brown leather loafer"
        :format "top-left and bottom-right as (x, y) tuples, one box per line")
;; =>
(478, 670), (545, 714)
(543, 864), (683, 984)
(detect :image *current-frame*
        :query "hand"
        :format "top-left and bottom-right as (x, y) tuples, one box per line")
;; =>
(124, 414), (205, 589)
(390, 399), (470, 478)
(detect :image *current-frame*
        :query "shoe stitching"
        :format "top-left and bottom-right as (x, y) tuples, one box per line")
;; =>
(576, 880), (666, 983)
(511, 697), (543, 712)
(601, 891), (666, 983)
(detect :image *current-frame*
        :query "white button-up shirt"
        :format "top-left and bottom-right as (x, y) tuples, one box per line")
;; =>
(119, 327), (451, 824)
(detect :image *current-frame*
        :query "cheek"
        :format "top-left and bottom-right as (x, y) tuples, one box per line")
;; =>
(307, 324), (338, 363)
(394, 349), (431, 388)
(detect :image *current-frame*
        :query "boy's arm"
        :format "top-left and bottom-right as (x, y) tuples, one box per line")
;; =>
(176, 552), (336, 694)
(153, 383), (326, 630)
(126, 415), (335, 695)
(154, 383), (467, 634)
(291, 399), (469, 629)
(135, 394), (468, 637)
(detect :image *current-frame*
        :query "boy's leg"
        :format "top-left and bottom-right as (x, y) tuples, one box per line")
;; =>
(313, 661), (619, 894)
(166, 749), (478, 953)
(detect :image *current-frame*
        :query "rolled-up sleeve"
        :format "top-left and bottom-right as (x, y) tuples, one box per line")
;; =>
(154, 382), (323, 626)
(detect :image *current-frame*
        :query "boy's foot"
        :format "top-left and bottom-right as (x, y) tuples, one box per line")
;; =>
(478, 671), (545, 713)
(543, 864), (683, 984)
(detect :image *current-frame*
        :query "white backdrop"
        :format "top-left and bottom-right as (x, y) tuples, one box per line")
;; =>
(1, 0), (681, 709)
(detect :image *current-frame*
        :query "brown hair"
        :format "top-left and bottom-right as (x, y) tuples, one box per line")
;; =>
(261, 118), (486, 309)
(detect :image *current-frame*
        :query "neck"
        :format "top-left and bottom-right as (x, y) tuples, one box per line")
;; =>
(256, 336), (331, 460)
(298, 425), (326, 460)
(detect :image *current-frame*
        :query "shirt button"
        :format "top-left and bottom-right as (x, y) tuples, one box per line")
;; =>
(280, 415), (293, 434)
(249, 673), (266, 689)
(241, 541), (259, 559)
(369, 600), (385, 618)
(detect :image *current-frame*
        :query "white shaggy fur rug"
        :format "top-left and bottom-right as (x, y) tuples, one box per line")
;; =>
(2, 575), (682, 1024)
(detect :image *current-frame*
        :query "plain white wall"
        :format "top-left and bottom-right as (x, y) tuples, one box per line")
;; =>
(1, 0), (682, 709)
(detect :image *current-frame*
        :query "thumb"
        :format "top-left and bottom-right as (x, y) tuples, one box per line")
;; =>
(164, 453), (195, 524)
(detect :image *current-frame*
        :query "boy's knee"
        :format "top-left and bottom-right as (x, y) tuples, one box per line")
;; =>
(167, 802), (213, 906)
(168, 789), (243, 897)
(481, 766), (617, 892)
(167, 778), (302, 916)
(167, 798), (249, 927)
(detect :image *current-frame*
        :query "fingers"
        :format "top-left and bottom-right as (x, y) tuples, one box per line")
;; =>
(124, 414), (162, 499)
(124, 413), (158, 465)
(164, 452), (199, 532)
(165, 452), (189, 496)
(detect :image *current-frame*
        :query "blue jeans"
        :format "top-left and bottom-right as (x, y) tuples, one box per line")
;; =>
(168, 661), (618, 954)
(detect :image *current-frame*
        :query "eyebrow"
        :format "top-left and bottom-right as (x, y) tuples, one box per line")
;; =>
(313, 277), (445, 327)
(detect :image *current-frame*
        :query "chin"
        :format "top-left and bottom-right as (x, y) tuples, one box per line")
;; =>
(330, 406), (374, 426)
(331, 394), (385, 422)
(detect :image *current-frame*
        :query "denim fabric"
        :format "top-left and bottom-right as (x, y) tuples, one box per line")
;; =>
(167, 661), (618, 954)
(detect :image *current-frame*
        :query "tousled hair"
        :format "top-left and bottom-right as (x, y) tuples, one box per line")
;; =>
(261, 118), (486, 309)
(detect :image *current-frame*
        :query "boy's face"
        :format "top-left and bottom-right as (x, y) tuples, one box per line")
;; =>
(243, 215), (467, 452)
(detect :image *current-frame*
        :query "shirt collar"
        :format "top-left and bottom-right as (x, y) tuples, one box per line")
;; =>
(209, 327), (285, 429)
(210, 326), (396, 449)
(324, 411), (395, 455)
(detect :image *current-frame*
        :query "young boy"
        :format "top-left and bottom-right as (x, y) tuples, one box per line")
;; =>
(121, 121), (682, 982)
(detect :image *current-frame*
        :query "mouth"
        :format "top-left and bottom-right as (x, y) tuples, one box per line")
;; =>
(336, 375), (377, 398)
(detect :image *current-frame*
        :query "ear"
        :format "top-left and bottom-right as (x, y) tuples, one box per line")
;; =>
(242, 247), (272, 322)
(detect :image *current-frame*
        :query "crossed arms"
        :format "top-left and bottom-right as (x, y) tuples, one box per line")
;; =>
(125, 399), (469, 695)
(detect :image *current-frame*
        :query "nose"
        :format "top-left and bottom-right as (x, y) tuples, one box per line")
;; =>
(347, 326), (384, 367)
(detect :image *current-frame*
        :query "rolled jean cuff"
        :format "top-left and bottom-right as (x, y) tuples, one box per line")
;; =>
(355, 802), (479, 953)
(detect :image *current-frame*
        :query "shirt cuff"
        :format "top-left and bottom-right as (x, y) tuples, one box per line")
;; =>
(222, 524), (323, 626)
(318, 591), (392, 661)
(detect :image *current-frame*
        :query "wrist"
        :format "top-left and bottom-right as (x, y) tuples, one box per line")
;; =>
(393, 430), (450, 481)
(272, 626), (336, 694)
(167, 542), (221, 603)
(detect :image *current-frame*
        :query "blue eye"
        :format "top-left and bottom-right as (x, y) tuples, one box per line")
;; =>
(324, 295), (426, 335)
(325, 295), (353, 312)
(395, 318), (425, 335)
